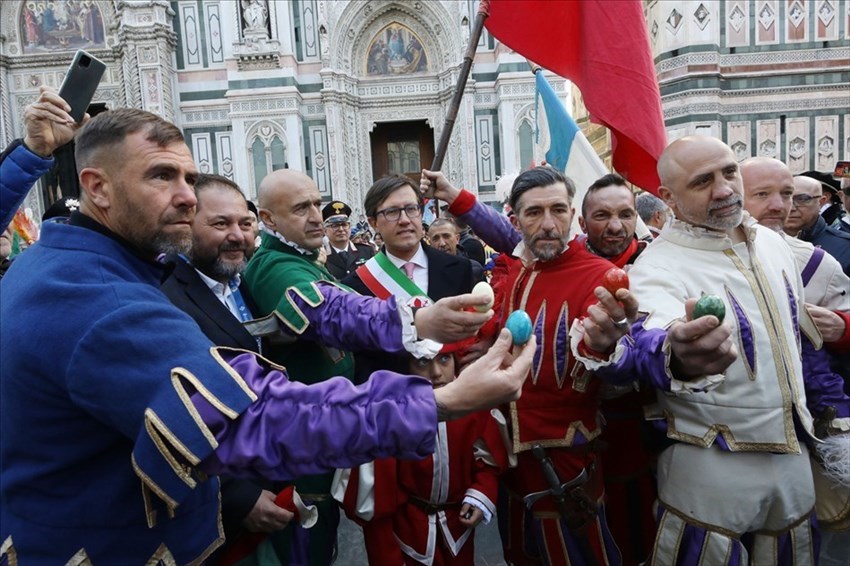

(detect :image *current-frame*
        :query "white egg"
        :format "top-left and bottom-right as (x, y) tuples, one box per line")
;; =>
(471, 281), (495, 313)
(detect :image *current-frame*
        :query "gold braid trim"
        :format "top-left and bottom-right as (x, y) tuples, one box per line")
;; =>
(145, 543), (176, 565)
(132, 454), (178, 527)
(660, 410), (800, 453)
(143, 409), (199, 484)
(724, 249), (799, 452)
(725, 285), (757, 382)
(66, 548), (93, 565)
(0, 536), (18, 566)
(509, 403), (601, 453)
(273, 280), (350, 336)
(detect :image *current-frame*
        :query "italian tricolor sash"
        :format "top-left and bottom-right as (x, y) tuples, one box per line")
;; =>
(356, 252), (426, 301)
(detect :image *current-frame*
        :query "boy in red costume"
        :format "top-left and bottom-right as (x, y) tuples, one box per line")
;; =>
(334, 343), (511, 565)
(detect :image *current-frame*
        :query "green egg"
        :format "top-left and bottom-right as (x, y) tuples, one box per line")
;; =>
(693, 294), (725, 323)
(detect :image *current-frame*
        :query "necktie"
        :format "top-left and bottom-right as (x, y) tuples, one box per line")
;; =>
(402, 262), (415, 280)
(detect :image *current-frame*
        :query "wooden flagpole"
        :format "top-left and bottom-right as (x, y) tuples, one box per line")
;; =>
(427, 1), (490, 215)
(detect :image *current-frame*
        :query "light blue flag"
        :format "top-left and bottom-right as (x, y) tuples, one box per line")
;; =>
(534, 70), (650, 239)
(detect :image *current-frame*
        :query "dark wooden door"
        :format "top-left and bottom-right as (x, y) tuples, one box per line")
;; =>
(370, 120), (435, 182)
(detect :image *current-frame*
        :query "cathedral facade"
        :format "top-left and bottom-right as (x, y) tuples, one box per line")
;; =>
(2, 1), (848, 219)
(1, 0), (560, 217)
(643, 0), (850, 172)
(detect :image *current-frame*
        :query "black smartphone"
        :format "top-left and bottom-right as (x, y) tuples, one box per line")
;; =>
(58, 50), (106, 123)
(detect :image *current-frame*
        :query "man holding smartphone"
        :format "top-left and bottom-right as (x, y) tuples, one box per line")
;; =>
(0, 86), (87, 232)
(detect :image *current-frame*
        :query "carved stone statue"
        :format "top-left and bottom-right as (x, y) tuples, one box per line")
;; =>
(241, 0), (268, 34)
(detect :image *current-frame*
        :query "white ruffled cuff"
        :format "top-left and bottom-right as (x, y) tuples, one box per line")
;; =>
(462, 493), (493, 524)
(568, 319), (627, 371)
(398, 297), (442, 359)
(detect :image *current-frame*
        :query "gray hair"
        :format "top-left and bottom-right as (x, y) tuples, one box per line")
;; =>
(635, 192), (668, 223)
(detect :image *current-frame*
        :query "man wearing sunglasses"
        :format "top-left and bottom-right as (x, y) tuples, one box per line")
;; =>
(786, 175), (850, 276)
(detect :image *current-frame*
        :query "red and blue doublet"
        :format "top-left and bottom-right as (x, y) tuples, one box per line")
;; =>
(450, 191), (622, 565)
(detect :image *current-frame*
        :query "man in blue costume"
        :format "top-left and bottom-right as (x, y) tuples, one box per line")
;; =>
(0, 108), (535, 563)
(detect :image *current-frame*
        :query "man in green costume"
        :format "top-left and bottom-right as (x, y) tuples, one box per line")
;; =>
(242, 169), (350, 564)
(247, 169), (459, 563)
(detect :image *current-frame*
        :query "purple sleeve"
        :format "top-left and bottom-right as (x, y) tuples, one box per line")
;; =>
(801, 335), (850, 419)
(593, 323), (679, 391)
(198, 352), (437, 481)
(459, 200), (522, 254)
(287, 283), (407, 353)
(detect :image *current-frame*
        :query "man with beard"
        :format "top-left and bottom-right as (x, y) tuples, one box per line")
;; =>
(161, 174), (293, 560)
(577, 136), (850, 564)
(422, 166), (646, 565)
(0, 109), (536, 563)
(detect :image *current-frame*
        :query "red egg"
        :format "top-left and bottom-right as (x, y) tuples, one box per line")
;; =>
(602, 267), (629, 296)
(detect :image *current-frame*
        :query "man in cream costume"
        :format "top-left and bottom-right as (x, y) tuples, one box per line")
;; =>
(577, 136), (850, 565)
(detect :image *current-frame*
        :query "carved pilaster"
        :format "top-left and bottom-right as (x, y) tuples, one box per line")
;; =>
(115, 0), (178, 120)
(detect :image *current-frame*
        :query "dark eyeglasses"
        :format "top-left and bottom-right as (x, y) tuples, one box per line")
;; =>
(375, 204), (422, 222)
(326, 222), (350, 230)
(791, 194), (820, 207)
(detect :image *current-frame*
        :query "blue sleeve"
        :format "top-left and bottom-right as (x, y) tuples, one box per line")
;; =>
(0, 141), (54, 231)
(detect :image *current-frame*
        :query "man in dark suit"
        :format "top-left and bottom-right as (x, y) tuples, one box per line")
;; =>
(342, 175), (479, 384)
(322, 199), (374, 280)
(160, 174), (290, 558)
(342, 174), (478, 302)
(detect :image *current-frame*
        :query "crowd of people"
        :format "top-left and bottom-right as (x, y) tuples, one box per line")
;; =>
(1, 87), (848, 565)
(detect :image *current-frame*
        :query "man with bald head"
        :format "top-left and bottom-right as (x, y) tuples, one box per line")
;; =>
(740, 157), (849, 323)
(582, 136), (850, 565)
(786, 174), (850, 275)
(244, 169), (502, 562)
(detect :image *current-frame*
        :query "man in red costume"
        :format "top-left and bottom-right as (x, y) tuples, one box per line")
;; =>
(421, 167), (637, 565)
(575, 173), (659, 565)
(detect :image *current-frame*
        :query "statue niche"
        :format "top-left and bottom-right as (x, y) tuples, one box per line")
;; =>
(20, 0), (105, 54)
(366, 23), (428, 76)
(240, 0), (269, 39)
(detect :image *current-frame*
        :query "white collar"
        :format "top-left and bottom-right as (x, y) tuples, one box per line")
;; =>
(260, 224), (314, 255)
(385, 244), (427, 269)
(194, 268), (240, 293)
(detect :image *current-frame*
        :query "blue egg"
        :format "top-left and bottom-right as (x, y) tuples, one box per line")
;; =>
(506, 310), (533, 345)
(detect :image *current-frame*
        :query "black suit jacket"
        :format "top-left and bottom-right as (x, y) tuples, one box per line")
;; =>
(342, 244), (477, 382)
(159, 257), (267, 544)
(325, 242), (375, 280)
(160, 257), (259, 351)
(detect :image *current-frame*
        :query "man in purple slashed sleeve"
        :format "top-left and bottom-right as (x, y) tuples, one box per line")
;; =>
(0, 109), (535, 564)
(570, 136), (850, 565)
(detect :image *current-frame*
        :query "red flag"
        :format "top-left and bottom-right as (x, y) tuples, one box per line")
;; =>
(482, 0), (666, 194)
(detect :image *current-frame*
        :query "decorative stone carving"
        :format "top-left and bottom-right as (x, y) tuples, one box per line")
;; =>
(693, 3), (710, 31)
(666, 8), (683, 34)
(241, 0), (269, 36)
